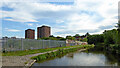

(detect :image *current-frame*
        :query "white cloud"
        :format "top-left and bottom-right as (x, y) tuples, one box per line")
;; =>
(27, 23), (33, 26)
(67, 13), (100, 30)
(5, 28), (21, 32)
(2, 10), (38, 22)
(1, 0), (119, 37)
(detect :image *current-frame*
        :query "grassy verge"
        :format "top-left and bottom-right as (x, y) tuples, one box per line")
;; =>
(31, 45), (94, 61)
(2, 45), (94, 56)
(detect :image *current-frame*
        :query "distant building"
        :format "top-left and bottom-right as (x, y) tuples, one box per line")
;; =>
(74, 35), (87, 41)
(11, 37), (16, 39)
(66, 39), (75, 46)
(75, 36), (81, 41)
(37, 25), (51, 39)
(25, 29), (35, 39)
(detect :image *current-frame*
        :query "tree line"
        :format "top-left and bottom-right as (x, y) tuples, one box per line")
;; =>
(38, 33), (89, 42)
(87, 21), (120, 55)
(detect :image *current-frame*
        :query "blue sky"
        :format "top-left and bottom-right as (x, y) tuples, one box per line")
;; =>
(0, 0), (118, 39)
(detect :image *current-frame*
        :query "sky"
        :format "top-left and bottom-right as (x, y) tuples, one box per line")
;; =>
(0, 0), (119, 39)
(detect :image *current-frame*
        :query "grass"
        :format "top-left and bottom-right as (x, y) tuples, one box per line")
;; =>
(24, 62), (28, 64)
(31, 45), (94, 61)
(2, 45), (94, 56)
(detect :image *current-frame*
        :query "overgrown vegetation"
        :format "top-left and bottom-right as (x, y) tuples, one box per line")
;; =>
(31, 45), (94, 61)
(38, 35), (66, 41)
(87, 21), (120, 55)
(87, 34), (104, 44)
(38, 33), (89, 42)
(2, 45), (94, 56)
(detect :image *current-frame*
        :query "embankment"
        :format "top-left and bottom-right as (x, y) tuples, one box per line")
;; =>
(31, 45), (94, 62)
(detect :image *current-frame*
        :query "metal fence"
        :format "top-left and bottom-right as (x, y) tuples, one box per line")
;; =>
(2, 38), (66, 51)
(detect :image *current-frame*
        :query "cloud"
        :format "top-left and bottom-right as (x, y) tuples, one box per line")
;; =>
(5, 28), (21, 32)
(1, 10), (38, 22)
(72, 53), (105, 66)
(2, 0), (74, 2)
(1, 0), (119, 37)
(27, 23), (33, 26)
(56, 20), (64, 23)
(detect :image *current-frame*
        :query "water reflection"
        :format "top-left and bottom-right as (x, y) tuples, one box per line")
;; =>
(32, 51), (120, 66)
(104, 53), (120, 66)
(66, 53), (74, 58)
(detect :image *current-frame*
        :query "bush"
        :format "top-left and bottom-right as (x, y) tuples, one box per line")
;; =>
(87, 34), (104, 44)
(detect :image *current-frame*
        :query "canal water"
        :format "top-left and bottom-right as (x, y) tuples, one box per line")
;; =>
(32, 50), (120, 66)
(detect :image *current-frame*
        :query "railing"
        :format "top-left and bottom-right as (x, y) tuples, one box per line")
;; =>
(2, 38), (66, 52)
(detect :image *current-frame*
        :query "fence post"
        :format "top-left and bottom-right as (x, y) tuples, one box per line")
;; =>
(5, 38), (7, 52)
(49, 40), (50, 48)
(21, 38), (23, 50)
(42, 40), (44, 49)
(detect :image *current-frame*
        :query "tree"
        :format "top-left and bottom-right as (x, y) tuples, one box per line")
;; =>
(74, 34), (80, 37)
(66, 36), (76, 40)
(117, 20), (120, 44)
(85, 32), (90, 36)
(103, 29), (119, 45)
(41, 37), (49, 40)
(87, 34), (104, 44)
(81, 38), (88, 42)
(49, 37), (57, 40)
(118, 20), (120, 32)
(49, 35), (54, 37)
(59, 38), (66, 40)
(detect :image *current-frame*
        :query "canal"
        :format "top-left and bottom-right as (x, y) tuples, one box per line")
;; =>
(31, 50), (120, 66)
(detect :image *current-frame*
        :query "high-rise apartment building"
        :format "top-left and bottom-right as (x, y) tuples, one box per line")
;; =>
(37, 25), (51, 39)
(25, 29), (35, 39)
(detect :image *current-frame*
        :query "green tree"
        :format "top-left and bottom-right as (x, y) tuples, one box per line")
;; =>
(81, 38), (88, 42)
(41, 37), (49, 40)
(103, 29), (118, 45)
(59, 38), (66, 40)
(49, 37), (57, 40)
(85, 32), (90, 36)
(66, 36), (76, 40)
(118, 20), (120, 31)
(87, 34), (104, 44)
(74, 34), (80, 37)
(117, 20), (120, 44)
(49, 35), (54, 37)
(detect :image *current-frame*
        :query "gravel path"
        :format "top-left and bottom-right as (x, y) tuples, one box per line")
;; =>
(2, 49), (58, 66)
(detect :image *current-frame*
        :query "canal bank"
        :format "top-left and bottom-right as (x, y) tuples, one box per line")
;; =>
(30, 47), (87, 61)
(31, 49), (120, 66)
(28, 46), (92, 67)
(2, 45), (94, 67)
